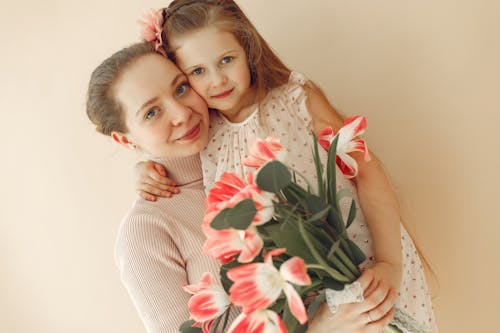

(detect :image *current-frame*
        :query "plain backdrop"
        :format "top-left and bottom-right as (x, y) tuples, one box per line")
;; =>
(1, 0), (499, 332)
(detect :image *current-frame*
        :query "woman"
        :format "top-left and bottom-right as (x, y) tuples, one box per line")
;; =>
(86, 42), (396, 333)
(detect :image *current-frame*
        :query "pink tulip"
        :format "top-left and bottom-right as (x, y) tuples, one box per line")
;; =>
(227, 248), (311, 324)
(137, 9), (165, 55)
(318, 116), (371, 178)
(203, 226), (264, 264)
(242, 136), (286, 169)
(182, 272), (231, 330)
(227, 310), (287, 333)
(205, 172), (275, 227)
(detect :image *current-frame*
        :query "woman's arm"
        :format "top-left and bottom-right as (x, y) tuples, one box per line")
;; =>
(304, 82), (403, 292)
(115, 213), (190, 332)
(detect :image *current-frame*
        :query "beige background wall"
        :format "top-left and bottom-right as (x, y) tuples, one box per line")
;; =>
(1, 0), (498, 332)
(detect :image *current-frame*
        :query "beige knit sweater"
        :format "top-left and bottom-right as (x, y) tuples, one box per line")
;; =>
(115, 154), (224, 332)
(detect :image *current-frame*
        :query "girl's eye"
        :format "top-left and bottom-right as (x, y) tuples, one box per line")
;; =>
(176, 82), (190, 96)
(145, 107), (160, 120)
(192, 68), (204, 75)
(221, 56), (233, 64)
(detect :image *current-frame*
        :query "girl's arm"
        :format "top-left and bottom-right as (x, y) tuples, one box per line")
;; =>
(134, 160), (180, 201)
(304, 82), (403, 292)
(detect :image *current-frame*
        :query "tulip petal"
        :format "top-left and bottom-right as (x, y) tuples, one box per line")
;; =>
(228, 263), (283, 312)
(227, 310), (287, 333)
(283, 283), (308, 324)
(279, 257), (311, 286)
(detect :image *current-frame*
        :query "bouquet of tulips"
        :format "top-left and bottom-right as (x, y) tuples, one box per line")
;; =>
(179, 116), (402, 333)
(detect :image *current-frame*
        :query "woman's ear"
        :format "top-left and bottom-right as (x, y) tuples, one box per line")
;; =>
(111, 131), (138, 150)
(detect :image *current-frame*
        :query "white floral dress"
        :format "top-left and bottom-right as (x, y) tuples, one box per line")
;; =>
(200, 72), (438, 333)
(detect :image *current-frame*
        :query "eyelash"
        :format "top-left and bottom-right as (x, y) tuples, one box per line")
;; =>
(176, 81), (190, 96)
(190, 56), (234, 76)
(221, 56), (233, 64)
(143, 82), (190, 120)
(145, 107), (160, 120)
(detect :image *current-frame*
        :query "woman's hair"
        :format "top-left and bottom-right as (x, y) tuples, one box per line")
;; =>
(86, 42), (156, 136)
(162, 0), (291, 101)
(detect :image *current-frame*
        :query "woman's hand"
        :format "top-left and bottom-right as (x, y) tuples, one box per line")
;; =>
(134, 160), (179, 201)
(307, 269), (397, 333)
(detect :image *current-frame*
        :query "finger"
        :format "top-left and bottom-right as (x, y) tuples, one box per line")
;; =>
(142, 180), (180, 193)
(365, 307), (395, 333)
(364, 288), (397, 323)
(138, 190), (160, 202)
(139, 184), (176, 198)
(149, 173), (177, 186)
(363, 275), (380, 299)
(153, 162), (168, 177)
(359, 280), (390, 313)
(356, 268), (376, 292)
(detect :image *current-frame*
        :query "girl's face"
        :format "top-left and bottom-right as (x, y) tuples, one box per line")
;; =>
(171, 26), (256, 123)
(112, 54), (209, 158)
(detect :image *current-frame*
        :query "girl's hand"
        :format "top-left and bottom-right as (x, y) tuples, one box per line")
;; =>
(365, 261), (402, 299)
(307, 269), (397, 333)
(134, 160), (179, 201)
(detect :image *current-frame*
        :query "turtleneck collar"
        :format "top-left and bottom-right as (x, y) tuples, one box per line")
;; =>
(151, 153), (203, 187)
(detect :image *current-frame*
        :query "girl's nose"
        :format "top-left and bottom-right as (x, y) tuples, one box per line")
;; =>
(210, 69), (228, 88)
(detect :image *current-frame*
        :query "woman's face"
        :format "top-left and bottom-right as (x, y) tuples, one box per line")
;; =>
(113, 53), (209, 158)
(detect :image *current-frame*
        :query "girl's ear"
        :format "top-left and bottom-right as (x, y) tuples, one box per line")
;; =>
(111, 131), (138, 150)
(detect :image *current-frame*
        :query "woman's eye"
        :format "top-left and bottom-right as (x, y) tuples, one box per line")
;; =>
(192, 68), (204, 75)
(176, 82), (190, 96)
(145, 108), (159, 120)
(221, 56), (233, 64)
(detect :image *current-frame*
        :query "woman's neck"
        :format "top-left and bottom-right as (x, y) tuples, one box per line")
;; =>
(151, 153), (202, 186)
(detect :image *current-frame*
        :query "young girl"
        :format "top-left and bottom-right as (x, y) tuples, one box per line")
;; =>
(136, 0), (437, 332)
(87, 42), (398, 333)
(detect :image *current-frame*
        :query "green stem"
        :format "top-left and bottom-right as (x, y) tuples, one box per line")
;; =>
(298, 222), (349, 282)
(335, 247), (361, 278)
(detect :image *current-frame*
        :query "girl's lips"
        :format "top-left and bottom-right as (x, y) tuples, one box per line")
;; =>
(212, 88), (234, 99)
(178, 123), (201, 141)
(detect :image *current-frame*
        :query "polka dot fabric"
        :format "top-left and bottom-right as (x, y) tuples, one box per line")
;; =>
(200, 72), (438, 333)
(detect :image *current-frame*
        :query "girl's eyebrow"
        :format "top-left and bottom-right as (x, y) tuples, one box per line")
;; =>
(183, 50), (239, 72)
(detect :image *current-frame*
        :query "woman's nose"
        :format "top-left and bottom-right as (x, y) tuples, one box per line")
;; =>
(169, 101), (192, 126)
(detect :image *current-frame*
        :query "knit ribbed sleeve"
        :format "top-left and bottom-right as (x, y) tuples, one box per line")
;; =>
(114, 154), (225, 332)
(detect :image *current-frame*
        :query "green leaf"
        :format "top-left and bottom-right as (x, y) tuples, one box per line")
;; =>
(304, 195), (327, 215)
(312, 133), (325, 201)
(322, 276), (346, 291)
(346, 238), (367, 265)
(346, 199), (357, 229)
(256, 160), (292, 193)
(179, 320), (202, 333)
(327, 240), (341, 261)
(327, 207), (345, 236)
(210, 199), (257, 230)
(326, 135), (339, 205)
(306, 204), (330, 224)
(262, 220), (316, 264)
(219, 260), (241, 293)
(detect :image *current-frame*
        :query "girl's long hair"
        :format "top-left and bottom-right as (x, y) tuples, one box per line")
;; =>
(162, 0), (291, 102)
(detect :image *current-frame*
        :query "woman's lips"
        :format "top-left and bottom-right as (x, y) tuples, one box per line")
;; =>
(178, 123), (201, 141)
(212, 88), (234, 99)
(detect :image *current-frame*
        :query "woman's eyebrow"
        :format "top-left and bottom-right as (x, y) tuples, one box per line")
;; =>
(137, 96), (159, 116)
